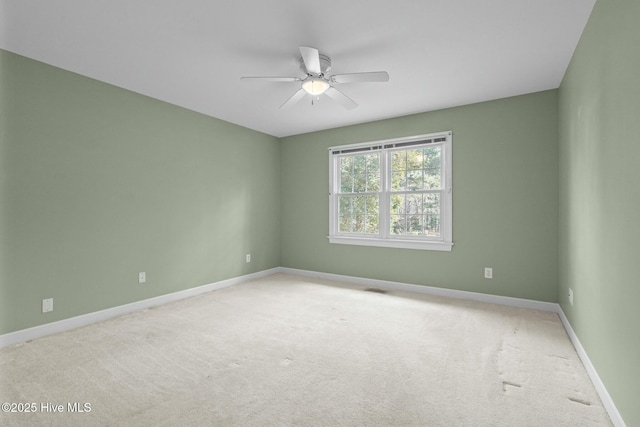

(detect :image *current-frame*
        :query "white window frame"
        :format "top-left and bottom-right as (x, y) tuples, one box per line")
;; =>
(329, 131), (453, 251)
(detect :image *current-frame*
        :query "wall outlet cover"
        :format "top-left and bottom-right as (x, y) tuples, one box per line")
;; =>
(42, 298), (53, 313)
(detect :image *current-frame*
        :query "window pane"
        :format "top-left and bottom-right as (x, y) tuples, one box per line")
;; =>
(406, 149), (423, 170)
(338, 195), (379, 234)
(366, 195), (379, 212)
(388, 147), (443, 237)
(391, 151), (406, 171)
(353, 173), (367, 193)
(424, 147), (442, 189)
(389, 146), (443, 191)
(391, 150), (406, 191)
(339, 196), (351, 216)
(367, 172), (380, 191)
(390, 194), (405, 215)
(352, 215), (364, 233)
(353, 155), (367, 174)
(389, 192), (442, 236)
(365, 215), (379, 233)
(408, 215), (423, 235)
(407, 169), (423, 191)
(423, 147), (441, 166)
(366, 153), (380, 192)
(366, 153), (379, 172)
(425, 215), (441, 236)
(390, 215), (406, 235)
(353, 195), (367, 214)
(338, 153), (380, 194)
(339, 215), (352, 233)
(391, 171), (406, 191)
(423, 193), (440, 214)
(407, 194), (423, 214)
(340, 172), (353, 192)
(424, 168), (441, 190)
(340, 156), (353, 172)
(335, 152), (380, 235)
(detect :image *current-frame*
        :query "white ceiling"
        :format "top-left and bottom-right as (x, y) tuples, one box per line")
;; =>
(0, 0), (595, 138)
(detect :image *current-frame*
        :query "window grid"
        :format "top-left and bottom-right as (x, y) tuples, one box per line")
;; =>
(387, 145), (443, 238)
(337, 153), (380, 235)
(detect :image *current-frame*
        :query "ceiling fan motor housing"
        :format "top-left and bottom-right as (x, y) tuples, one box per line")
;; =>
(300, 53), (332, 76)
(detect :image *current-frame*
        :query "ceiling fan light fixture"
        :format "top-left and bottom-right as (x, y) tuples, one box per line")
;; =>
(241, 45), (388, 110)
(302, 78), (330, 95)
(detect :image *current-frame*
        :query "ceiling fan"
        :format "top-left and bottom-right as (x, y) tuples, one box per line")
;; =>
(241, 46), (389, 110)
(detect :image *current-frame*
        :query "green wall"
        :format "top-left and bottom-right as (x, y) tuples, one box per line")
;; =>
(559, 0), (640, 424)
(0, 50), (281, 335)
(280, 90), (559, 302)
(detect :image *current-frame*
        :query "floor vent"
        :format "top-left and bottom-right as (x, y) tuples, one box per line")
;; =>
(364, 288), (388, 294)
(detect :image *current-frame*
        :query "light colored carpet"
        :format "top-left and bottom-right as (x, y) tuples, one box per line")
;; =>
(0, 273), (611, 426)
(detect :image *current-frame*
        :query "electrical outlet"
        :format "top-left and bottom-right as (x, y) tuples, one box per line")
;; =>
(246, 254), (251, 263)
(42, 298), (53, 313)
(568, 288), (574, 306)
(138, 272), (146, 283)
(484, 267), (493, 279)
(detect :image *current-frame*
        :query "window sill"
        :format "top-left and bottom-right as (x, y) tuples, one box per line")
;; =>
(328, 236), (453, 251)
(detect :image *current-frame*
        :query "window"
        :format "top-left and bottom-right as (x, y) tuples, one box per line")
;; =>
(329, 131), (452, 251)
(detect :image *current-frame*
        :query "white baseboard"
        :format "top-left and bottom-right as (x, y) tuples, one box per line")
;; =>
(0, 268), (279, 349)
(279, 267), (626, 427)
(279, 267), (559, 312)
(556, 309), (626, 427)
(0, 266), (626, 426)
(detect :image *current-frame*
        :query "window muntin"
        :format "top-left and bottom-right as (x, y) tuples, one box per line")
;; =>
(329, 132), (452, 251)
(337, 152), (380, 235)
(388, 145), (443, 238)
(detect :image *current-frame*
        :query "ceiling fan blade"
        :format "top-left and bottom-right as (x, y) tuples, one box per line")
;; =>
(241, 76), (301, 82)
(280, 88), (307, 109)
(299, 46), (321, 75)
(331, 71), (390, 83)
(325, 87), (358, 110)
